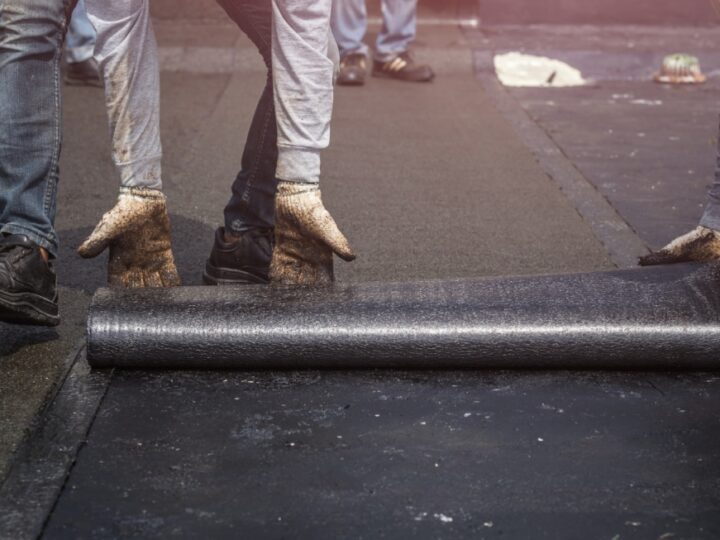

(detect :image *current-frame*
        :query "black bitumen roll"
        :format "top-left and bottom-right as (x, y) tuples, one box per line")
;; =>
(86, 263), (720, 369)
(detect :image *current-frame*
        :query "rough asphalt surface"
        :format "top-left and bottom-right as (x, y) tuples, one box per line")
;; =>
(1, 8), (720, 539)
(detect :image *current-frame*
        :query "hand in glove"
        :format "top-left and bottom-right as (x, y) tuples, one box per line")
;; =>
(77, 187), (181, 287)
(270, 181), (356, 285)
(639, 226), (720, 266)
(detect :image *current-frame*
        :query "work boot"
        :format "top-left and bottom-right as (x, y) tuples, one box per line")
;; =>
(63, 58), (103, 88)
(203, 227), (273, 285)
(0, 235), (59, 326)
(337, 53), (367, 86)
(372, 51), (435, 82)
(270, 181), (355, 285)
(639, 226), (720, 266)
(78, 187), (181, 287)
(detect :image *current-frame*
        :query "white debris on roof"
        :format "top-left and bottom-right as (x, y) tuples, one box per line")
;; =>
(494, 52), (586, 88)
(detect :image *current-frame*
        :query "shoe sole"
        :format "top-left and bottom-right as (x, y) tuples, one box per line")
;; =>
(371, 70), (435, 82)
(0, 289), (59, 326)
(203, 261), (269, 286)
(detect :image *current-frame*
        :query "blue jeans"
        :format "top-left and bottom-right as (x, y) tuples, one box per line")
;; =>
(216, 0), (278, 232)
(0, 0), (76, 258)
(699, 116), (720, 231)
(66, 0), (96, 64)
(331, 0), (417, 62)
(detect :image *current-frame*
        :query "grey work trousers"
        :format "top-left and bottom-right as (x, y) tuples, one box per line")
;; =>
(85, 0), (335, 189)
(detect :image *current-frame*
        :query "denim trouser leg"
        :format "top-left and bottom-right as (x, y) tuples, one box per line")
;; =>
(0, 0), (75, 258)
(331, 0), (417, 61)
(216, 0), (278, 232)
(331, 0), (369, 58)
(699, 115), (720, 231)
(375, 0), (417, 62)
(65, 0), (96, 64)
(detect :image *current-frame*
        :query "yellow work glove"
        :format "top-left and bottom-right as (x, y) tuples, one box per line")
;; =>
(77, 187), (181, 287)
(639, 226), (720, 266)
(270, 181), (355, 285)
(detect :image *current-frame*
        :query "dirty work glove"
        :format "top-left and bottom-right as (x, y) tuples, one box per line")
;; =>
(639, 226), (720, 266)
(77, 187), (181, 287)
(270, 181), (356, 285)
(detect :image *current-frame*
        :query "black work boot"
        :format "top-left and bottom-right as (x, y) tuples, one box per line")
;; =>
(337, 53), (368, 86)
(372, 51), (435, 82)
(0, 235), (59, 326)
(203, 227), (273, 285)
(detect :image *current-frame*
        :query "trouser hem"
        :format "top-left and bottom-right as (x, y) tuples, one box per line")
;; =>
(276, 147), (321, 184)
(117, 156), (163, 190)
(0, 224), (58, 258)
(373, 49), (408, 63)
(340, 44), (369, 59)
(699, 205), (720, 232)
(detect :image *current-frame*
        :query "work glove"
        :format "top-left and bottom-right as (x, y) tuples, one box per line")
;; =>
(77, 187), (181, 287)
(639, 226), (720, 266)
(270, 181), (356, 285)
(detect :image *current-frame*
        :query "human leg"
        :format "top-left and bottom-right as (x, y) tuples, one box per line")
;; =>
(0, 0), (74, 324)
(331, 0), (370, 86)
(0, 0), (73, 257)
(65, 0), (95, 64)
(371, 0), (434, 82)
(64, 0), (101, 86)
(330, 0), (369, 58)
(204, 0), (277, 285)
(374, 0), (416, 62)
(216, 0), (277, 234)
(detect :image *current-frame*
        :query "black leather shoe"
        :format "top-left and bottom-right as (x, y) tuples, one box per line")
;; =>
(203, 227), (273, 285)
(337, 53), (367, 86)
(372, 51), (435, 82)
(63, 58), (103, 88)
(0, 235), (59, 326)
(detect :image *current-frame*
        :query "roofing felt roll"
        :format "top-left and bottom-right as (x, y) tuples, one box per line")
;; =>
(86, 263), (720, 369)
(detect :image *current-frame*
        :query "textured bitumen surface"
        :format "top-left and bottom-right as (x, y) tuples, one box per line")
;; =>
(86, 263), (720, 369)
(45, 370), (720, 539)
(1, 18), (720, 539)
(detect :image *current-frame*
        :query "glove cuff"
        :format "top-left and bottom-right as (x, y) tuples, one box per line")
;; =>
(276, 180), (320, 198)
(119, 186), (166, 202)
